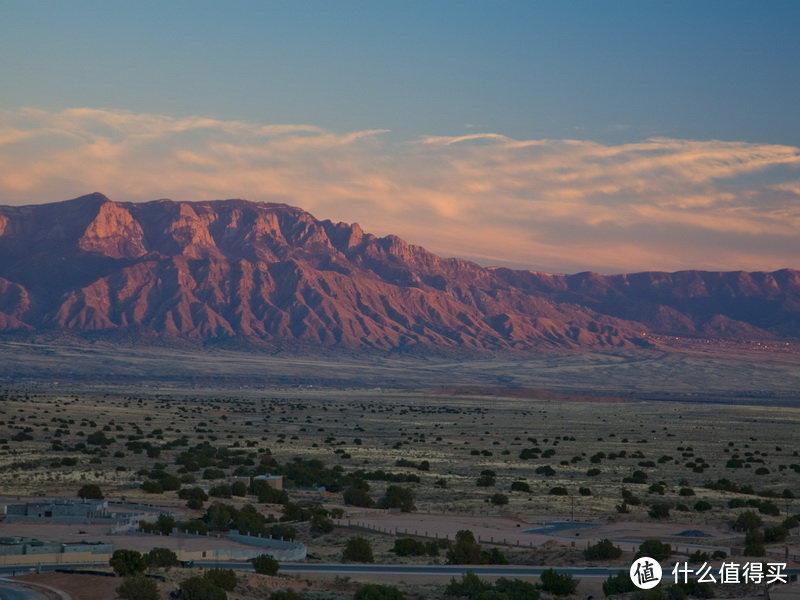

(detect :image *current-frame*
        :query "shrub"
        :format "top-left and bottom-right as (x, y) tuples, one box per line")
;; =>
(77, 484), (104, 499)
(117, 575), (158, 600)
(540, 569), (578, 596)
(447, 530), (483, 565)
(251, 554), (280, 575)
(110, 549), (146, 577)
(648, 503), (671, 519)
(694, 500), (712, 512)
(744, 529), (765, 556)
(548, 486), (568, 496)
(603, 572), (636, 596)
(510, 481), (530, 492)
(445, 572), (488, 598)
(764, 525), (788, 543)
(353, 583), (407, 600)
(178, 576), (227, 600)
(734, 510), (762, 532)
(343, 536), (374, 562)
(378, 486), (415, 512)
(145, 547), (179, 570)
(204, 569), (237, 591)
(490, 493), (508, 505)
(393, 538), (427, 556)
(343, 487), (374, 507)
(636, 540), (672, 561)
(584, 539), (622, 560)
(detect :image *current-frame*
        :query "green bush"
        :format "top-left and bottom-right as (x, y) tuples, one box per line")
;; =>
(145, 547), (179, 569)
(393, 538), (428, 556)
(353, 583), (407, 600)
(110, 549), (146, 577)
(117, 575), (158, 600)
(204, 569), (238, 591)
(178, 576), (227, 600)
(251, 553), (280, 575)
(540, 569), (578, 596)
(602, 572), (636, 596)
(636, 539), (672, 561)
(343, 536), (374, 562)
(583, 539), (622, 560)
(77, 483), (104, 499)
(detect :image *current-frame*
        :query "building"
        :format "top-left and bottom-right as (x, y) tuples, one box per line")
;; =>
(253, 474), (283, 491)
(3, 499), (110, 523)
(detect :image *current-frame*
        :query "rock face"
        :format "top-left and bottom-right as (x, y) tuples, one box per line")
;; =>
(0, 193), (796, 350)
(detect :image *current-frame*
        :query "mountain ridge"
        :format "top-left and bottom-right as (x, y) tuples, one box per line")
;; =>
(0, 193), (797, 351)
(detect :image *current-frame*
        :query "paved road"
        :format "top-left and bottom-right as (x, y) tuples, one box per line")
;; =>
(0, 580), (48, 600)
(3, 561), (799, 582)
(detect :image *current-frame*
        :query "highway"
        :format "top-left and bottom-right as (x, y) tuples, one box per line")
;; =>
(3, 561), (799, 582)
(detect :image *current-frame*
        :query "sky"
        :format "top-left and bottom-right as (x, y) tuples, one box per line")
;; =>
(1, 1), (799, 273)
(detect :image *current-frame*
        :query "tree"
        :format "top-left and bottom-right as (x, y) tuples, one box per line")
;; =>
(648, 503), (671, 519)
(445, 572), (489, 598)
(378, 485), (415, 512)
(178, 576), (227, 600)
(744, 529), (765, 557)
(447, 530), (483, 565)
(584, 539), (622, 560)
(602, 572), (637, 596)
(110, 549), (146, 577)
(489, 493), (508, 506)
(540, 569), (578, 596)
(343, 536), (374, 562)
(117, 575), (158, 600)
(251, 553), (280, 575)
(145, 547), (179, 570)
(393, 538), (427, 556)
(204, 569), (238, 591)
(310, 513), (334, 534)
(636, 539), (672, 561)
(734, 510), (762, 532)
(343, 486), (374, 507)
(156, 513), (176, 535)
(353, 583), (407, 600)
(77, 483), (104, 499)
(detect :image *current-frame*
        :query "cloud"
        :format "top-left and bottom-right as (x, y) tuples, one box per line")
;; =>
(0, 107), (798, 273)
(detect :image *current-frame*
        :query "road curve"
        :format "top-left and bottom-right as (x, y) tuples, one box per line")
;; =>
(0, 580), (49, 600)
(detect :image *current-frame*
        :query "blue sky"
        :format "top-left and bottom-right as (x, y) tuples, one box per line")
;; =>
(3, 1), (799, 144)
(1, 1), (799, 272)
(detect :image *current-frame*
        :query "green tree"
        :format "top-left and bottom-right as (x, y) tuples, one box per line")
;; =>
(353, 583), (407, 600)
(636, 539), (672, 561)
(744, 529), (765, 556)
(117, 575), (158, 600)
(378, 485), (415, 512)
(540, 569), (578, 596)
(145, 547), (179, 570)
(77, 483), (104, 499)
(178, 576), (227, 600)
(343, 486), (374, 507)
(584, 538), (622, 560)
(447, 530), (483, 565)
(251, 553), (280, 575)
(343, 536), (374, 562)
(445, 572), (489, 598)
(602, 572), (637, 596)
(204, 569), (238, 591)
(110, 549), (146, 577)
(734, 510), (762, 532)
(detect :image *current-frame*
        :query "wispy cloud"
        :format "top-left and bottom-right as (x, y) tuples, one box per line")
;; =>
(0, 107), (798, 273)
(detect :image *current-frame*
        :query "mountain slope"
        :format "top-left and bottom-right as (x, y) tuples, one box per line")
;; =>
(0, 193), (796, 350)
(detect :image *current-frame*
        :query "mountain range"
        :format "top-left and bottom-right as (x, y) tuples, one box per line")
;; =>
(0, 193), (797, 351)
